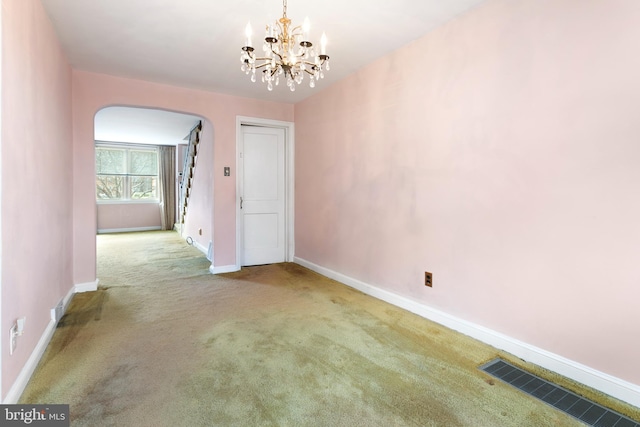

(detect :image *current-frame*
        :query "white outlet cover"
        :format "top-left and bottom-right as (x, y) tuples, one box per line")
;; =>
(9, 325), (17, 355)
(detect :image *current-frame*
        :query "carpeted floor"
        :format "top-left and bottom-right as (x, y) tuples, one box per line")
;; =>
(19, 231), (639, 426)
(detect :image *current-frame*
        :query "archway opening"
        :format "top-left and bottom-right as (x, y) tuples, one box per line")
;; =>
(94, 106), (203, 235)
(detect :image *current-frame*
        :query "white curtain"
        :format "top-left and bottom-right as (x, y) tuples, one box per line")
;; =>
(159, 145), (176, 230)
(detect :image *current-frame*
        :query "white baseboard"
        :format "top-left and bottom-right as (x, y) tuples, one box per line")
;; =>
(209, 264), (240, 274)
(4, 282), (72, 403)
(97, 226), (162, 234)
(193, 241), (208, 256)
(3, 318), (58, 404)
(3, 280), (100, 404)
(294, 257), (640, 408)
(75, 279), (99, 293)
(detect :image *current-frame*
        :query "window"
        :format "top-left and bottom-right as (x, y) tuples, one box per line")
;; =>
(96, 143), (159, 201)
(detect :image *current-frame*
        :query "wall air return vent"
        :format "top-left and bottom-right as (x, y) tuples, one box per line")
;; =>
(480, 358), (639, 427)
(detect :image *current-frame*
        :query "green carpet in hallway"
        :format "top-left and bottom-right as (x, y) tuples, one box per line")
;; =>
(19, 231), (639, 426)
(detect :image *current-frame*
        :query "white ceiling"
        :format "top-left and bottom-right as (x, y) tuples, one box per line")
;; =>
(41, 0), (487, 104)
(95, 107), (201, 145)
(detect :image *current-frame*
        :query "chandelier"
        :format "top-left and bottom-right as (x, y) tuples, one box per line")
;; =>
(240, 0), (330, 92)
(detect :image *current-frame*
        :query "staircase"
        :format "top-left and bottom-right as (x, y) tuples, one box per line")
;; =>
(179, 121), (202, 227)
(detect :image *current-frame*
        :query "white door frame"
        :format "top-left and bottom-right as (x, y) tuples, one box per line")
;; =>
(235, 116), (294, 270)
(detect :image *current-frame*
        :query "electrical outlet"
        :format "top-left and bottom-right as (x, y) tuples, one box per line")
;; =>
(425, 272), (433, 287)
(9, 317), (26, 355)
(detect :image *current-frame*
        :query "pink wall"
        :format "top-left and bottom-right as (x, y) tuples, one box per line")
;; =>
(295, 0), (640, 386)
(97, 203), (161, 232)
(72, 71), (294, 284)
(1, 0), (73, 397)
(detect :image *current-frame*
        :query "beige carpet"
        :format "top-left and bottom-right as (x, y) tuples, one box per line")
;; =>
(19, 231), (639, 426)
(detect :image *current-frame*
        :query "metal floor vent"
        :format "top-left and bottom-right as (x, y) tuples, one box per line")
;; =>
(480, 359), (639, 427)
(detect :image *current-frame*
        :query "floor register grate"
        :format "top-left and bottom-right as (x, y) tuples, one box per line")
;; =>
(480, 359), (639, 427)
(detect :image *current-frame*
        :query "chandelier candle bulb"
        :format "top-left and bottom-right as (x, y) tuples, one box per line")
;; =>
(245, 22), (253, 47)
(302, 17), (310, 42)
(320, 32), (327, 55)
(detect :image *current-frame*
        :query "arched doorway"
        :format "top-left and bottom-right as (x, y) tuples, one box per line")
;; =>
(94, 106), (203, 235)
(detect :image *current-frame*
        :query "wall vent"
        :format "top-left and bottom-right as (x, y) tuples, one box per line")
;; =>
(51, 300), (65, 323)
(480, 358), (639, 427)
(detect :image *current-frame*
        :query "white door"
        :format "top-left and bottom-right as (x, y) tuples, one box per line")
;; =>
(240, 125), (286, 266)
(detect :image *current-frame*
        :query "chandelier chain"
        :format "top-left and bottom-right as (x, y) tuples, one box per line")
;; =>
(283, 0), (287, 18)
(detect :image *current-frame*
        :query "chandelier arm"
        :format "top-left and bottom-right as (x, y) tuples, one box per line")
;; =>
(300, 56), (327, 64)
(267, 46), (284, 62)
